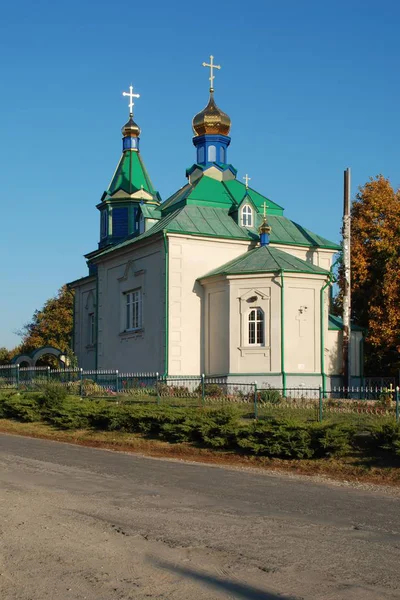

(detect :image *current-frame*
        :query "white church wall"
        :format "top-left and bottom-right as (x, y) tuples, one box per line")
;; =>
(96, 238), (165, 372)
(227, 276), (280, 375)
(167, 235), (251, 375)
(273, 244), (336, 272)
(72, 277), (97, 371)
(226, 273), (326, 377)
(203, 280), (229, 375)
(284, 277), (322, 374)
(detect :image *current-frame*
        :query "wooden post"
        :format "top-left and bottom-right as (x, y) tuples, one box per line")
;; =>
(343, 168), (352, 390)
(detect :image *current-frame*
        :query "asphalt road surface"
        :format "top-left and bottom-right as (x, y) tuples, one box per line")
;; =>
(0, 433), (399, 600)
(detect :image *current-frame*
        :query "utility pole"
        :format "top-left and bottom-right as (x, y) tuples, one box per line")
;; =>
(343, 168), (351, 389)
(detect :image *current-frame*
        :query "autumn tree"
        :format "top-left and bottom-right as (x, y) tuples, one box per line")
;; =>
(338, 175), (400, 375)
(17, 285), (74, 361)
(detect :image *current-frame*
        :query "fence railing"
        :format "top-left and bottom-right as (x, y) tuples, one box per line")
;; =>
(1, 365), (399, 422)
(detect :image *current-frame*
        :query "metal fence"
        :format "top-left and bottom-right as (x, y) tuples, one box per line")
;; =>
(1, 365), (399, 422)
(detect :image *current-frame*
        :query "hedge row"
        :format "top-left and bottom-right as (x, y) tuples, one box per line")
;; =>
(0, 387), (399, 460)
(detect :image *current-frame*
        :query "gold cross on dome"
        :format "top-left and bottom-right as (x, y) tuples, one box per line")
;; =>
(202, 55), (221, 91)
(122, 84), (140, 116)
(243, 174), (251, 189)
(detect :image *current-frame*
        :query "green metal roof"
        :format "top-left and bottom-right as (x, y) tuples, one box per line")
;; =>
(223, 179), (283, 214)
(90, 204), (340, 261)
(160, 174), (284, 215)
(107, 150), (157, 197)
(140, 204), (161, 219)
(200, 245), (330, 279)
(267, 215), (339, 249)
(328, 314), (365, 332)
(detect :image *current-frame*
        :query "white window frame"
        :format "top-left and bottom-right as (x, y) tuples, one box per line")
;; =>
(241, 205), (253, 227)
(248, 307), (264, 346)
(124, 289), (142, 331)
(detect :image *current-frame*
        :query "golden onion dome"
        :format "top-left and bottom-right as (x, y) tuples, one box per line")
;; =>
(259, 218), (272, 236)
(192, 91), (231, 137)
(122, 115), (141, 138)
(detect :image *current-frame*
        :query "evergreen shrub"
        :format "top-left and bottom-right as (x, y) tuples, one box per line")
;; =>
(0, 394), (41, 422)
(371, 422), (400, 456)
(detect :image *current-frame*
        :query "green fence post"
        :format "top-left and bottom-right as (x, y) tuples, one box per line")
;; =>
(201, 373), (205, 407)
(396, 387), (399, 424)
(16, 365), (20, 391)
(79, 368), (83, 397)
(254, 381), (258, 420)
(319, 386), (323, 422)
(115, 370), (119, 394)
(156, 372), (160, 405)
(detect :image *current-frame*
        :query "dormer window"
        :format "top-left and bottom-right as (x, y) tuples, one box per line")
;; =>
(241, 205), (253, 227)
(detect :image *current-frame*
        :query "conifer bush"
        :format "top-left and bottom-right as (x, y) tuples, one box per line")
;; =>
(1, 392), (400, 461)
(0, 394), (41, 422)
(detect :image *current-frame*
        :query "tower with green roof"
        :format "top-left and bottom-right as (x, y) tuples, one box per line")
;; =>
(97, 85), (160, 250)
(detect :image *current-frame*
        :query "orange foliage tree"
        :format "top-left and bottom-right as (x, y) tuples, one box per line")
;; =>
(344, 175), (400, 375)
(17, 285), (74, 362)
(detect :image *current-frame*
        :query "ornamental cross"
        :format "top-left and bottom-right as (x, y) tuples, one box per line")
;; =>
(296, 306), (308, 338)
(243, 174), (251, 189)
(202, 55), (221, 91)
(262, 201), (268, 218)
(122, 84), (140, 116)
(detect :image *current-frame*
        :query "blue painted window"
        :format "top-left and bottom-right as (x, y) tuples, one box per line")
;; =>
(112, 207), (128, 238)
(208, 145), (216, 162)
(100, 210), (107, 238)
(198, 146), (205, 163)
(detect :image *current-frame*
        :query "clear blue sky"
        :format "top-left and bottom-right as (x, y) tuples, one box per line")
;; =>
(1, 0), (399, 349)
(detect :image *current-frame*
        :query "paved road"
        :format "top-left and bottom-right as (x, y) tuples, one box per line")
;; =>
(0, 434), (399, 600)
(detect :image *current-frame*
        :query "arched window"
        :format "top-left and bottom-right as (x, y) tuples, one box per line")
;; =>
(241, 205), (253, 227)
(220, 146), (225, 163)
(198, 146), (205, 163)
(248, 308), (264, 345)
(208, 145), (216, 162)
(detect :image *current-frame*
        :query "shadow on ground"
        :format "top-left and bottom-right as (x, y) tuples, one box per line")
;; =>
(150, 557), (298, 599)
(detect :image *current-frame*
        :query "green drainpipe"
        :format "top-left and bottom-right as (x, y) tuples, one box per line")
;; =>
(66, 287), (75, 356)
(280, 271), (287, 396)
(95, 269), (99, 370)
(163, 232), (169, 377)
(320, 276), (331, 398)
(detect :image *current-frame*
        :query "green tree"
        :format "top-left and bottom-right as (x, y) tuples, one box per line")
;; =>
(18, 285), (74, 362)
(0, 347), (11, 365)
(337, 175), (400, 375)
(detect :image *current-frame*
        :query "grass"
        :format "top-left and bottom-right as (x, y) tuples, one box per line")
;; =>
(0, 418), (399, 488)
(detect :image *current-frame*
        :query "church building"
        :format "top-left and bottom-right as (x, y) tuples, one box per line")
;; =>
(69, 57), (363, 392)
